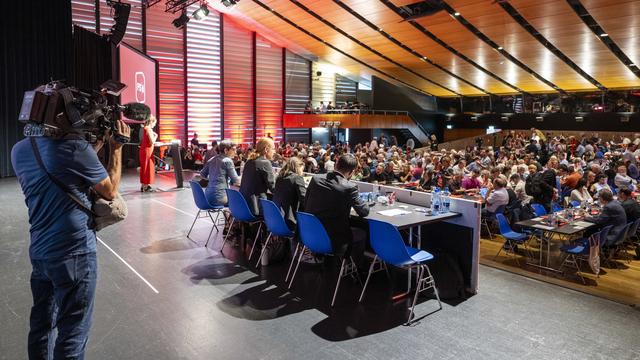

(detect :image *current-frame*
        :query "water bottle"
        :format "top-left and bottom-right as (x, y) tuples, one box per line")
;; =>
(431, 188), (441, 214)
(442, 187), (451, 214)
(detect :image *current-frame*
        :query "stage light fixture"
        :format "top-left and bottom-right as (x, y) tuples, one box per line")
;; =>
(172, 11), (190, 28)
(600, 33), (608, 37)
(221, 0), (239, 7)
(454, 12), (460, 16)
(192, 3), (209, 20)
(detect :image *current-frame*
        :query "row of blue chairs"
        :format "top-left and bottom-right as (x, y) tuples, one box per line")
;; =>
(188, 181), (442, 324)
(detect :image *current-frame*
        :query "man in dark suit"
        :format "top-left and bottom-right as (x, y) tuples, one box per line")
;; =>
(304, 153), (369, 262)
(586, 189), (627, 247)
(618, 187), (640, 223)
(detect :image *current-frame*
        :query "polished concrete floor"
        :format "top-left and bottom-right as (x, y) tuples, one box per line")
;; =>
(2, 171), (640, 360)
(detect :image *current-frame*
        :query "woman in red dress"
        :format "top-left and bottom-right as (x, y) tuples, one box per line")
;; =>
(140, 115), (157, 192)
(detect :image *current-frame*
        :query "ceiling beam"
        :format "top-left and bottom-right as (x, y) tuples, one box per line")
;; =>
(499, 1), (606, 91)
(288, 0), (462, 96)
(250, 0), (440, 97)
(439, 1), (566, 95)
(331, 0), (493, 96)
(379, 0), (526, 95)
(566, 0), (640, 79)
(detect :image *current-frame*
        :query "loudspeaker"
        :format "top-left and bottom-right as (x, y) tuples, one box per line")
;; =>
(106, 2), (131, 45)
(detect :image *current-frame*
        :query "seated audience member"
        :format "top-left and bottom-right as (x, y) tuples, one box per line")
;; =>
(383, 162), (397, 184)
(569, 178), (593, 204)
(618, 187), (640, 223)
(240, 137), (275, 216)
(370, 164), (387, 184)
(200, 139), (240, 206)
(411, 160), (424, 180)
(462, 169), (482, 191)
(615, 165), (636, 191)
(399, 164), (412, 183)
(510, 173), (531, 204)
(481, 178), (509, 217)
(304, 153), (370, 264)
(591, 173), (611, 197)
(417, 170), (434, 192)
(586, 189), (627, 247)
(561, 164), (581, 190)
(273, 157), (306, 229)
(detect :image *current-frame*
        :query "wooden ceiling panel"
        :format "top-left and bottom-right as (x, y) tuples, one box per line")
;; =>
(447, 0), (597, 91)
(413, 11), (554, 92)
(236, 1), (455, 96)
(582, 0), (640, 67)
(341, 0), (517, 94)
(511, 0), (640, 89)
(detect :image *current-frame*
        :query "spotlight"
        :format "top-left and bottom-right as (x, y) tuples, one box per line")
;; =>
(497, 46), (503, 50)
(192, 3), (209, 20)
(172, 11), (190, 28)
(600, 33), (608, 37)
(221, 0), (239, 7)
(454, 12), (460, 16)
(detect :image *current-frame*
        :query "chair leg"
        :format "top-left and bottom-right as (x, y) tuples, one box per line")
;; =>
(248, 222), (263, 261)
(288, 246), (306, 289)
(204, 211), (219, 248)
(331, 258), (347, 307)
(220, 218), (235, 252)
(424, 265), (442, 310)
(285, 242), (301, 283)
(358, 255), (377, 302)
(256, 233), (273, 267)
(574, 255), (586, 285)
(187, 210), (201, 239)
(407, 265), (424, 325)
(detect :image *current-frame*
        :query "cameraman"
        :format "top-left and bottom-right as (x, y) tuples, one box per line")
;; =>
(11, 120), (130, 359)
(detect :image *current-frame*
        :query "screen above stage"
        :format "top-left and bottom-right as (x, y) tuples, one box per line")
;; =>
(118, 43), (157, 122)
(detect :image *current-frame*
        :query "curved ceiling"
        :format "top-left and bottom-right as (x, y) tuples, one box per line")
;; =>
(221, 0), (640, 97)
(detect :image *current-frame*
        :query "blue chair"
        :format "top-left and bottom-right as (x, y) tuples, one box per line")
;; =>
(256, 199), (295, 268)
(570, 200), (581, 208)
(559, 230), (602, 284)
(222, 189), (263, 258)
(494, 213), (531, 266)
(530, 203), (547, 216)
(360, 219), (442, 325)
(552, 203), (563, 213)
(288, 212), (359, 307)
(187, 180), (224, 247)
(481, 204), (506, 240)
(605, 222), (632, 268)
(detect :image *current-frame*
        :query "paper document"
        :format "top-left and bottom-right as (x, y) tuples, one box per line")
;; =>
(573, 221), (594, 227)
(377, 209), (411, 217)
(533, 225), (555, 230)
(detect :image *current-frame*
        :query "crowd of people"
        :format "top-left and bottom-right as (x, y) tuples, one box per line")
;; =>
(304, 100), (369, 114)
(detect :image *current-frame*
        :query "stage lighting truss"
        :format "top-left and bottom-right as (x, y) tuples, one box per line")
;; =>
(165, 0), (199, 13)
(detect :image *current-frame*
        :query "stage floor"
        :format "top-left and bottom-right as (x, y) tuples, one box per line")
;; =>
(1, 170), (640, 359)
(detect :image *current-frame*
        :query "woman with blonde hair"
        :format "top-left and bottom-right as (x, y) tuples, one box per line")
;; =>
(240, 137), (276, 215)
(273, 157), (306, 228)
(139, 115), (157, 192)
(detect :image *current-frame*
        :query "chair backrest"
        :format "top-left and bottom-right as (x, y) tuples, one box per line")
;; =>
(494, 204), (506, 214)
(613, 222), (632, 245)
(190, 180), (215, 210)
(225, 188), (258, 222)
(627, 218), (640, 239)
(552, 203), (563, 213)
(368, 219), (414, 267)
(570, 200), (581, 208)
(496, 213), (515, 235)
(599, 225), (613, 249)
(259, 199), (293, 237)
(530, 203), (547, 217)
(295, 212), (333, 254)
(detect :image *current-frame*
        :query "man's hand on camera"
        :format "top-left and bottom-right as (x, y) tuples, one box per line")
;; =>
(109, 120), (131, 150)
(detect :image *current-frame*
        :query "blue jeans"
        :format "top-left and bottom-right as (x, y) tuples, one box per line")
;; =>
(28, 253), (97, 360)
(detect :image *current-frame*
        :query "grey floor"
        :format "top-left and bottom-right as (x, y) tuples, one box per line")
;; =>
(2, 171), (640, 360)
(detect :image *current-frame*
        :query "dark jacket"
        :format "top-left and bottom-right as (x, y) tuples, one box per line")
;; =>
(588, 200), (627, 246)
(621, 199), (640, 223)
(272, 173), (306, 229)
(239, 156), (275, 216)
(304, 171), (369, 250)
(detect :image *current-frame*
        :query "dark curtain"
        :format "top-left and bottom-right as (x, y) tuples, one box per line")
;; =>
(72, 26), (114, 91)
(0, 0), (72, 177)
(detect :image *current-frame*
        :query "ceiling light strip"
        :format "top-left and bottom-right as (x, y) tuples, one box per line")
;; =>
(251, 0), (438, 97)
(499, 1), (605, 91)
(565, 0), (640, 79)
(331, 0), (492, 96)
(439, 1), (566, 95)
(287, 0), (460, 96)
(379, 0), (525, 95)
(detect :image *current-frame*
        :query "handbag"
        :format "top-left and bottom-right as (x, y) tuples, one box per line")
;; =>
(30, 137), (127, 231)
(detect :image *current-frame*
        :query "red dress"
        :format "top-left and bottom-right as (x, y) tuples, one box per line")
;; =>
(139, 127), (155, 185)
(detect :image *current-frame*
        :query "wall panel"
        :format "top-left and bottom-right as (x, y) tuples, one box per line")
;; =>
(186, 9), (222, 145)
(256, 36), (283, 142)
(285, 51), (311, 114)
(223, 17), (254, 145)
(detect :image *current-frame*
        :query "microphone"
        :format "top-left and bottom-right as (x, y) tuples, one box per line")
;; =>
(119, 102), (150, 122)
